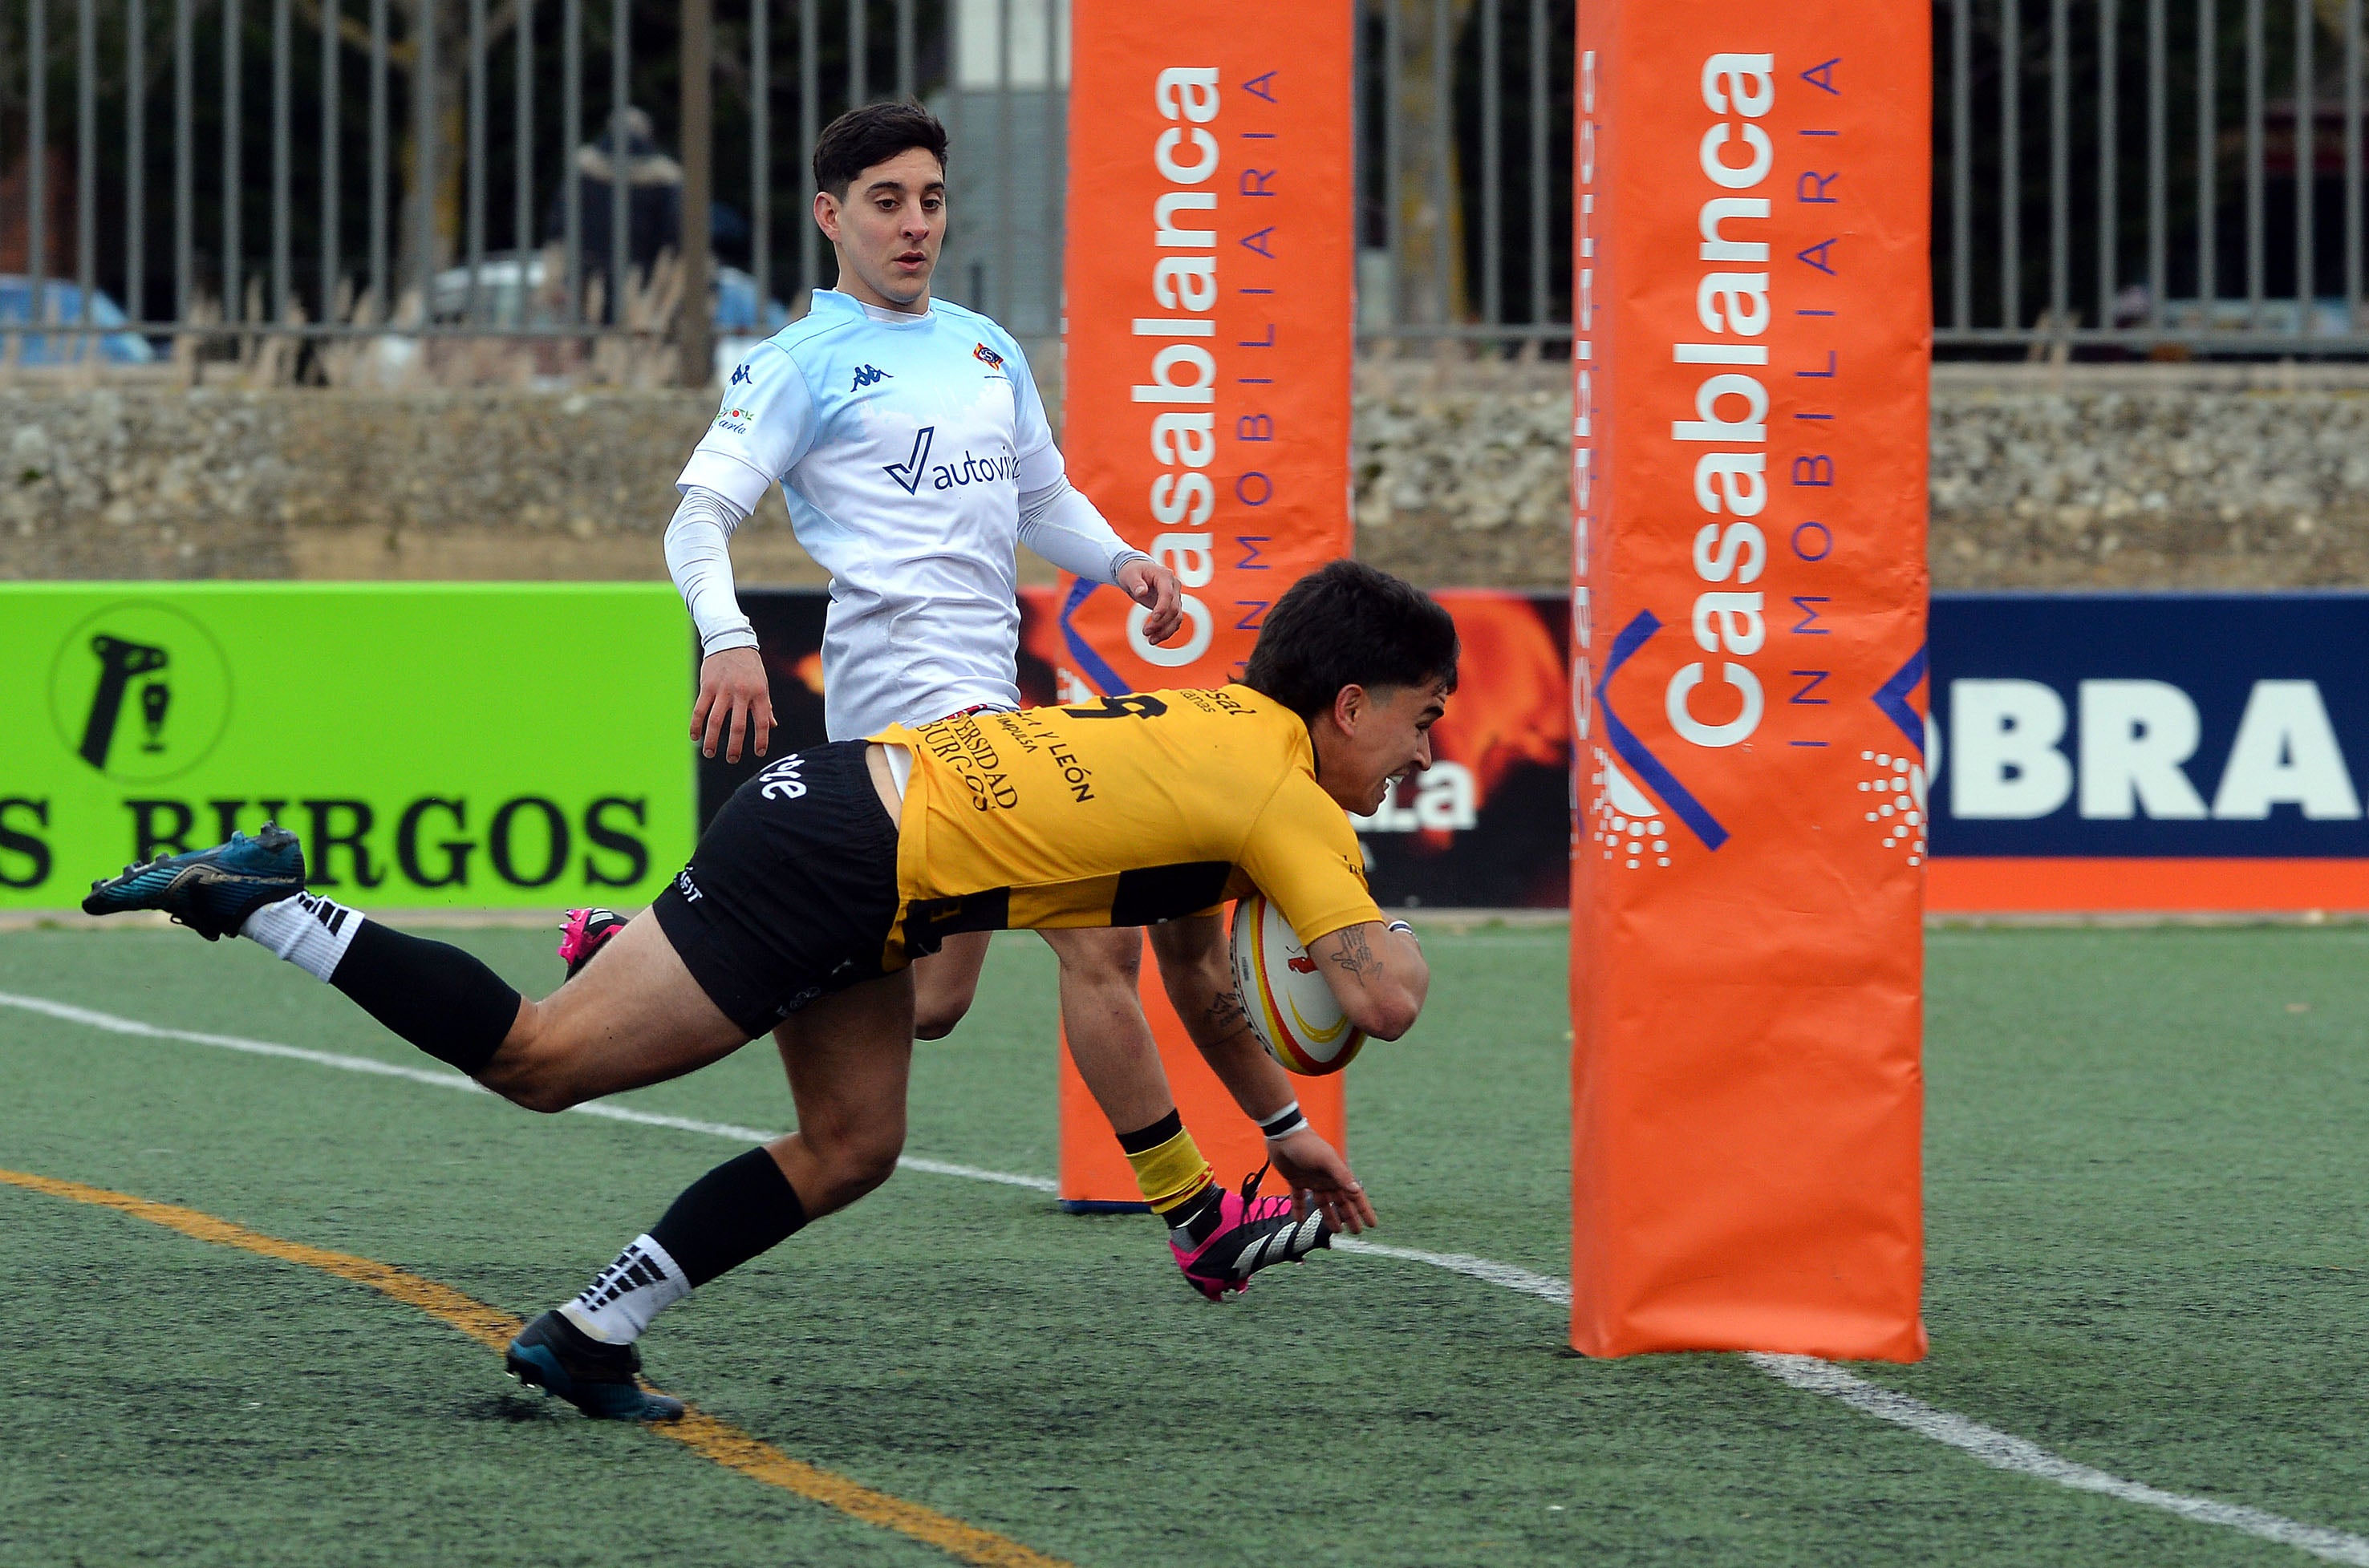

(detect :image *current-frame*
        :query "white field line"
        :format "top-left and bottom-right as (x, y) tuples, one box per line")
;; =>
(1748, 1354), (2369, 1566)
(4, 986), (2365, 1564)
(1333, 1237), (1572, 1304)
(0, 990), (1057, 1193)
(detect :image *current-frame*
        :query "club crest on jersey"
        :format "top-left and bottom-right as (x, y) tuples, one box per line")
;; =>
(972, 342), (1004, 371)
(851, 363), (892, 390)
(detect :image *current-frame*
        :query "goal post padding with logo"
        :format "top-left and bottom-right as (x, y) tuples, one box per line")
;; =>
(1048, 1), (1356, 1207)
(1568, 8), (1930, 1358)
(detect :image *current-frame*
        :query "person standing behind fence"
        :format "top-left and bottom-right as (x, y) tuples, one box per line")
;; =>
(589, 102), (1374, 1303)
(548, 107), (684, 318)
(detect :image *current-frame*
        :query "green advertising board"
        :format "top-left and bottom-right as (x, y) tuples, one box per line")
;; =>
(0, 584), (692, 910)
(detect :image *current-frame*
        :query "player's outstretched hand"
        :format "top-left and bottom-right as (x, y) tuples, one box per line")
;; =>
(694, 646), (777, 764)
(1118, 557), (1185, 645)
(1264, 1124), (1377, 1235)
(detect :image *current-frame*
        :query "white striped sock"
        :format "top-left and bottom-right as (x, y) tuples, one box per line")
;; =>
(238, 893), (363, 982)
(560, 1234), (692, 1345)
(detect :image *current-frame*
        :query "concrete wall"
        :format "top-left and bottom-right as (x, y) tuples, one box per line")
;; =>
(9, 363), (2369, 589)
(1349, 361), (2369, 590)
(1922, 364), (2369, 590)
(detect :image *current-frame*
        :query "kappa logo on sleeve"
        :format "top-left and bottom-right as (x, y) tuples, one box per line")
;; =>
(729, 362), (754, 387)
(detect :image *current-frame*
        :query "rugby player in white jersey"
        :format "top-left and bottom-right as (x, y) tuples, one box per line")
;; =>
(571, 102), (1371, 1301)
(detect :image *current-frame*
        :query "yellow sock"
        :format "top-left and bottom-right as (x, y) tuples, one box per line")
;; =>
(1124, 1125), (1215, 1216)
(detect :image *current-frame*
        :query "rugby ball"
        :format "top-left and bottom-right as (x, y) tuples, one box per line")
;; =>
(1230, 892), (1368, 1076)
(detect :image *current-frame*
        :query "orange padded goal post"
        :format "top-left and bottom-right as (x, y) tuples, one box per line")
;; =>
(1569, 6), (1931, 1359)
(1049, 1), (1357, 1205)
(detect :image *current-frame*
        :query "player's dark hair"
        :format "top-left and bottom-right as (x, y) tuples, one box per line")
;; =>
(813, 102), (949, 198)
(1241, 561), (1460, 721)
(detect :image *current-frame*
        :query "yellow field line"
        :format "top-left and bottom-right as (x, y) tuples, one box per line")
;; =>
(0, 1166), (1072, 1568)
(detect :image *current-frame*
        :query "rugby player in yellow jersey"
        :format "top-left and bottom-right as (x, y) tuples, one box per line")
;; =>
(80, 561), (1455, 1421)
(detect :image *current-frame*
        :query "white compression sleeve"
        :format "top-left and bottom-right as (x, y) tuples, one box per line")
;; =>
(1016, 479), (1150, 587)
(664, 484), (760, 656)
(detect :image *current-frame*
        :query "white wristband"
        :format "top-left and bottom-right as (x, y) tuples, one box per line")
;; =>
(1259, 1100), (1307, 1141)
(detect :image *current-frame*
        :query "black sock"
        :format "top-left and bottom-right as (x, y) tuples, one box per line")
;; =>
(1115, 1109), (1184, 1156)
(1170, 1183), (1227, 1244)
(649, 1148), (811, 1287)
(328, 922), (523, 1076)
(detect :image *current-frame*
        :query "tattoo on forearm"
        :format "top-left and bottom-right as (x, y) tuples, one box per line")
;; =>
(1327, 925), (1383, 984)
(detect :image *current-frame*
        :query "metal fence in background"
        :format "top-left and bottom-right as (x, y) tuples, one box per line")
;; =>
(9, 0), (2369, 369)
(0, 0), (1574, 369)
(0, 0), (973, 363)
(1941, 0), (2369, 350)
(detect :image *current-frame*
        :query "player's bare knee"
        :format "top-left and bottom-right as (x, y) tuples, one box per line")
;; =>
(476, 1021), (587, 1114)
(1052, 926), (1142, 987)
(809, 1127), (903, 1203)
(912, 1003), (967, 1041)
(808, 1100), (904, 1177)
(482, 1056), (583, 1114)
(1150, 920), (1227, 990)
(845, 1139), (903, 1197)
(912, 972), (979, 1039)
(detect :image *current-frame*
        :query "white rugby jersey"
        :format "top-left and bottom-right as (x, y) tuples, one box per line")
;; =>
(678, 290), (1076, 740)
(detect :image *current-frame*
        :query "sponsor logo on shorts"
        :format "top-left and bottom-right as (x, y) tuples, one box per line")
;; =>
(757, 753), (808, 801)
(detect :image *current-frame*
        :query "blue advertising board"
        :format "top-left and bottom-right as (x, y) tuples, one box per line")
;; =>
(1929, 594), (2369, 859)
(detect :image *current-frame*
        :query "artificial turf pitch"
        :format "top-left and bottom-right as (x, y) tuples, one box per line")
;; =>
(1, 922), (2362, 1566)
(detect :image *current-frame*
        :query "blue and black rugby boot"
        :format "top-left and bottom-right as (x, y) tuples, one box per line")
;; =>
(80, 825), (306, 941)
(505, 1310), (685, 1422)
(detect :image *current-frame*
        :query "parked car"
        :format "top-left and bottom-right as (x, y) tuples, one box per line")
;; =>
(0, 278), (158, 365)
(428, 250), (791, 332)
(428, 251), (793, 384)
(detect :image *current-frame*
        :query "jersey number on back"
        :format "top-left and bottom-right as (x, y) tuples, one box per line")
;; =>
(1063, 695), (1169, 721)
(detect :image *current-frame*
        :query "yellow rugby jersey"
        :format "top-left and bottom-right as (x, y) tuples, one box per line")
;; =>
(871, 685), (1382, 966)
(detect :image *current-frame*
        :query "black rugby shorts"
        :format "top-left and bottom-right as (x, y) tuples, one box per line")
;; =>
(651, 739), (902, 1038)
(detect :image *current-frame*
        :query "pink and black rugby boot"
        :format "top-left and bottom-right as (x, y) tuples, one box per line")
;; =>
(1168, 1165), (1333, 1303)
(558, 908), (630, 981)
